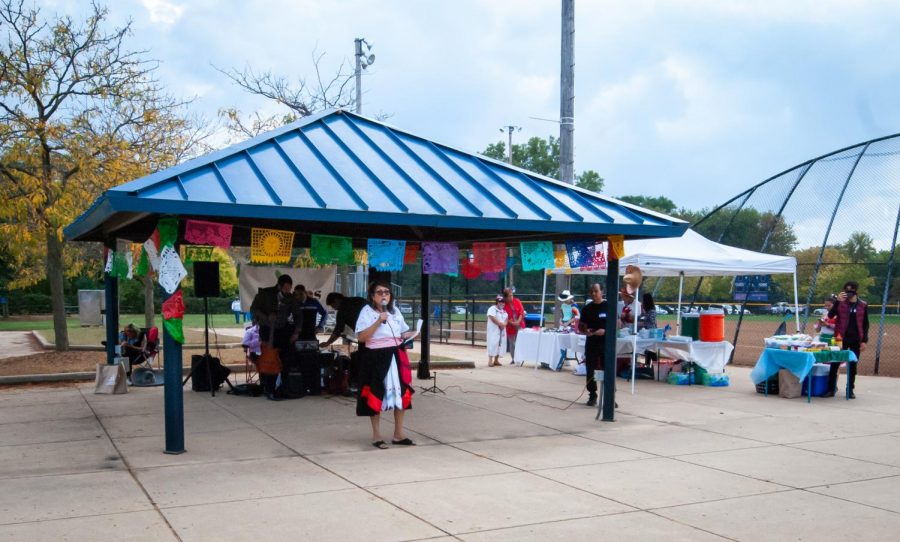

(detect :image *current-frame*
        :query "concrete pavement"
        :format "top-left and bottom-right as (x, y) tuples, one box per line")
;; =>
(2, 358), (900, 540)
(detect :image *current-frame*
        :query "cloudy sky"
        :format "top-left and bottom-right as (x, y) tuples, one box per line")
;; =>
(44, 0), (900, 246)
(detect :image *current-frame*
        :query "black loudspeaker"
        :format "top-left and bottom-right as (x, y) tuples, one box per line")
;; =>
(193, 261), (220, 298)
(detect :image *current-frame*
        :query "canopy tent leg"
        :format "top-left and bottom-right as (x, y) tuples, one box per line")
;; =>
(631, 286), (640, 395)
(792, 271), (801, 332)
(539, 270), (548, 327)
(676, 272), (684, 335)
(602, 259), (620, 421)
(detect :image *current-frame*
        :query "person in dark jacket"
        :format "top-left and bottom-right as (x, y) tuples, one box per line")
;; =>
(825, 280), (869, 399)
(250, 274), (303, 399)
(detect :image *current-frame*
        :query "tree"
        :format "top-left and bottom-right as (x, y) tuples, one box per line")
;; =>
(482, 136), (604, 191)
(0, 1), (206, 349)
(619, 195), (678, 215)
(575, 170), (604, 192)
(773, 246), (874, 305)
(216, 50), (356, 142)
(691, 206), (797, 255)
(843, 231), (876, 263)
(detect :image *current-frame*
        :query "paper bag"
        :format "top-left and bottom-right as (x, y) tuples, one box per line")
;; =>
(778, 369), (802, 399)
(95, 363), (128, 394)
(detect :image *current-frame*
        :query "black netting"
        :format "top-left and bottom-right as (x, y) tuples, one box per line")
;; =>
(692, 138), (899, 376)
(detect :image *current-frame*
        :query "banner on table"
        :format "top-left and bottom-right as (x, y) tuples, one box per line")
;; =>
(422, 242), (459, 275)
(367, 239), (406, 271)
(184, 219), (232, 249)
(238, 266), (337, 312)
(310, 234), (354, 265)
(251, 228), (295, 264)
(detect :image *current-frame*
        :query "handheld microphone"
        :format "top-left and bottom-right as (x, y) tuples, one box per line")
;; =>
(381, 299), (388, 324)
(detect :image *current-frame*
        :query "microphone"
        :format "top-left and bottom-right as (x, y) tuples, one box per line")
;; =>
(381, 299), (388, 324)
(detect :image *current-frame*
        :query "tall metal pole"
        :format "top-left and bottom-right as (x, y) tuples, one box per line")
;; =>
(559, 0), (575, 185)
(557, 0), (575, 322)
(354, 38), (363, 114)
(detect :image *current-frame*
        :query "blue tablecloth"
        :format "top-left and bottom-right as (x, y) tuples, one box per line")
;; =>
(751, 348), (858, 384)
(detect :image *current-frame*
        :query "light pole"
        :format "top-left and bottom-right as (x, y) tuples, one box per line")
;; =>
(499, 125), (522, 164)
(354, 38), (375, 114)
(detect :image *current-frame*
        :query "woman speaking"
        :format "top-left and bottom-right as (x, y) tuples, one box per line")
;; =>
(355, 281), (417, 449)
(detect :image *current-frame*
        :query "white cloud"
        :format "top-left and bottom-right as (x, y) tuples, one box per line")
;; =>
(141, 0), (184, 25)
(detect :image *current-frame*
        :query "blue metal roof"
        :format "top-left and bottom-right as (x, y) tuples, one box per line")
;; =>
(65, 109), (687, 244)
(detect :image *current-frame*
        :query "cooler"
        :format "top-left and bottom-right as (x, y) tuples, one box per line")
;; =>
(681, 314), (700, 340)
(699, 309), (725, 342)
(801, 363), (830, 397)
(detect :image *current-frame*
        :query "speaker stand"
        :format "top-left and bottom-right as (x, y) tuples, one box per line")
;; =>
(418, 372), (445, 395)
(182, 296), (219, 396)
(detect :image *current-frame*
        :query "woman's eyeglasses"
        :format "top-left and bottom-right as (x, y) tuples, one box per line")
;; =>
(374, 289), (391, 295)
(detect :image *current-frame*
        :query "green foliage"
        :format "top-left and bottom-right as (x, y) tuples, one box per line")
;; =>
(691, 207), (797, 255)
(619, 195), (678, 215)
(843, 231), (876, 263)
(575, 170), (604, 192)
(482, 136), (603, 190)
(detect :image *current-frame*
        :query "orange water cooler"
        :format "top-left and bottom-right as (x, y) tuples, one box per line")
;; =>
(699, 309), (725, 342)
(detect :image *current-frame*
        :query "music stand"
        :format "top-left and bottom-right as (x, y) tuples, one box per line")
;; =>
(419, 371), (445, 395)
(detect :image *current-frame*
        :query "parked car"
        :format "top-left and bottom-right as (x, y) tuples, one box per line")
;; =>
(654, 306), (669, 315)
(769, 302), (793, 314)
(813, 308), (828, 316)
(707, 303), (732, 314)
(398, 302), (413, 314)
(453, 305), (467, 315)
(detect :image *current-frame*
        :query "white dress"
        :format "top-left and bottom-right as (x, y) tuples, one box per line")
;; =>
(486, 305), (509, 357)
(356, 305), (410, 411)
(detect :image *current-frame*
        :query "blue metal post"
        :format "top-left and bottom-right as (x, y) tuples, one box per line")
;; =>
(104, 246), (119, 365)
(163, 285), (185, 454)
(601, 258), (620, 422)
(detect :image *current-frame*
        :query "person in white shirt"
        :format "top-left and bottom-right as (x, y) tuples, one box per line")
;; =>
(355, 281), (417, 449)
(231, 297), (243, 324)
(486, 295), (508, 367)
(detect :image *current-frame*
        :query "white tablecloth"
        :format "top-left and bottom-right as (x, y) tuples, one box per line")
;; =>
(514, 329), (733, 373)
(513, 330), (584, 371)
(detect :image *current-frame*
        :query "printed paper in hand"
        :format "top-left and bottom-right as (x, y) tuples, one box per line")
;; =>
(158, 245), (187, 294)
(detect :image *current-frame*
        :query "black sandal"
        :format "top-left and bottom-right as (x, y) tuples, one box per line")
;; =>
(391, 438), (416, 446)
(372, 440), (389, 449)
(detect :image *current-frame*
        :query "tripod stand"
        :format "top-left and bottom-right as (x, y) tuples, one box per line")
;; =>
(182, 296), (229, 397)
(418, 371), (446, 394)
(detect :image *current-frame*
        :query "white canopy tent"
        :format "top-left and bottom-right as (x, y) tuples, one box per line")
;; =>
(536, 230), (799, 391)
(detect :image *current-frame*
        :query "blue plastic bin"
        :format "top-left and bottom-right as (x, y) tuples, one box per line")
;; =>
(801, 374), (829, 397)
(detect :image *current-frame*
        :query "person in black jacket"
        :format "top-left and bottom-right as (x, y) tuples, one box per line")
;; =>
(579, 284), (609, 407)
(824, 280), (869, 399)
(250, 274), (302, 399)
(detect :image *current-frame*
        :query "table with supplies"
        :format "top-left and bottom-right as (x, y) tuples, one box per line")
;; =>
(514, 329), (733, 374)
(750, 348), (857, 402)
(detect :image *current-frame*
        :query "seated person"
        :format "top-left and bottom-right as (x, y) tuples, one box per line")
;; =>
(119, 323), (146, 377)
(242, 320), (261, 362)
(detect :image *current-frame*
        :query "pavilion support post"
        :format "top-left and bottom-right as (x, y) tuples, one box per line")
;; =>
(163, 254), (185, 455)
(104, 246), (119, 365)
(418, 269), (431, 379)
(601, 258), (620, 422)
